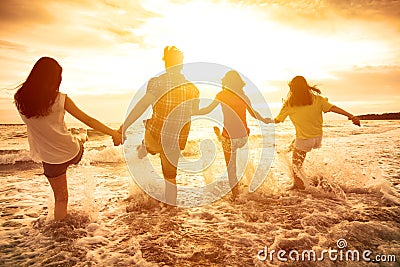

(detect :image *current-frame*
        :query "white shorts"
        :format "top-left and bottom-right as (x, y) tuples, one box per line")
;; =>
(294, 135), (322, 152)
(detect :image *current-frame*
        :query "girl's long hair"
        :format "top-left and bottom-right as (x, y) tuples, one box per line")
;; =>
(14, 57), (62, 118)
(222, 70), (246, 94)
(286, 76), (321, 107)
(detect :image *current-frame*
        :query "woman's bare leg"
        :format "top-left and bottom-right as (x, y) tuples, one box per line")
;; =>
(47, 174), (68, 220)
(292, 149), (307, 189)
(223, 149), (239, 199)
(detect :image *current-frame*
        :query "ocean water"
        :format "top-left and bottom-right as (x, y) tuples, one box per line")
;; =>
(0, 120), (399, 266)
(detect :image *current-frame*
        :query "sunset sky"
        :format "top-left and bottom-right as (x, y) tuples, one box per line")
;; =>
(1, 0), (399, 123)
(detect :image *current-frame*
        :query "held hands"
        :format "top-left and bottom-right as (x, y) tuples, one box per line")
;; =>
(262, 117), (274, 124)
(112, 130), (123, 146)
(349, 115), (361, 127)
(116, 124), (127, 144)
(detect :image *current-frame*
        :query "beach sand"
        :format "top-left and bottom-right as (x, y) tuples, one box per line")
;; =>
(1, 120), (399, 266)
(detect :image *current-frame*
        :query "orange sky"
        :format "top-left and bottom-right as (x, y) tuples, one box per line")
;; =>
(1, 0), (399, 123)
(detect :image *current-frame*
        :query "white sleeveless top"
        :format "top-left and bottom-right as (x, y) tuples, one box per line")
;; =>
(19, 92), (80, 164)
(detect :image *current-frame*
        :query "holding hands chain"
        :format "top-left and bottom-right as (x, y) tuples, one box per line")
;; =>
(112, 129), (123, 146)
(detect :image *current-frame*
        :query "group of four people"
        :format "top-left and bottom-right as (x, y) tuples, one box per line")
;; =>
(14, 46), (360, 220)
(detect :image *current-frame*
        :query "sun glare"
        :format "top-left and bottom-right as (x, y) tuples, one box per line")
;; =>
(1, 0), (398, 124)
(138, 0), (390, 92)
(43, 0), (394, 101)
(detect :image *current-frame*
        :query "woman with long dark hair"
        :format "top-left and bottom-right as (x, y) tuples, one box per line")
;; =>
(15, 57), (122, 220)
(274, 76), (360, 190)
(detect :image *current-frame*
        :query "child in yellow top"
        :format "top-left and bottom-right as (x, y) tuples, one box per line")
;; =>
(274, 76), (360, 190)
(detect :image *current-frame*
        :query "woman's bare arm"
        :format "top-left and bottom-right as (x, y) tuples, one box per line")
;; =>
(65, 96), (122, 144)
(245, 99), (272, 123)
(329, 105), (361, 126)
(195, 100), (219, 115)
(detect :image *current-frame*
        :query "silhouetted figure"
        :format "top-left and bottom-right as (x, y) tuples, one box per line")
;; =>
(120, 46), (199, 207)
(274, 76), (360, 190)
(14, 57), (122, 221)
(196, 70), (270, 201)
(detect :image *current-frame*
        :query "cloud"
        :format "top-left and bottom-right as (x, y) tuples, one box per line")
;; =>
(227, 0), (400, 32)
(319, 65), (400, 100)
(75, 0), (161, 46)
(0, 40), (26, 52)
(0, 0), (53, 30)
(262, 64), (400, 110)
(230, 0), (400, 18)
(327, 0), (400, 20)
(0, 0), (160, 49)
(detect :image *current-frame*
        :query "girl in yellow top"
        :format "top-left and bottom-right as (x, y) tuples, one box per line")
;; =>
(274, 76), (360, 190)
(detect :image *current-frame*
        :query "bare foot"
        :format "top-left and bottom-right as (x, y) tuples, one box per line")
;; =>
(229, 187), (239, 202)
(160, 203), (178, 214)
(290, 177), (306, 190)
